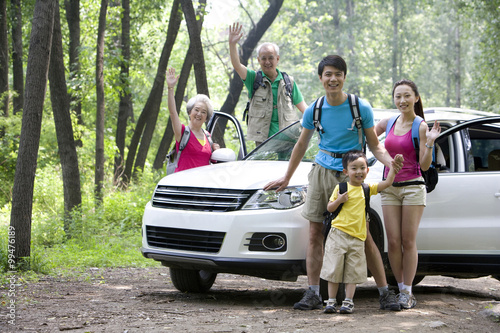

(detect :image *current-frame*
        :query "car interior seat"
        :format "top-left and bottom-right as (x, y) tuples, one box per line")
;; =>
(488, 149), (500, 171)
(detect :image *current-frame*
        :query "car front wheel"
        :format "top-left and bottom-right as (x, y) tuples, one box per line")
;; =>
(169, 268), (217, 293)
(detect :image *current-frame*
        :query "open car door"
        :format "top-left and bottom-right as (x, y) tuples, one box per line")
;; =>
(206, 111), (248, 160)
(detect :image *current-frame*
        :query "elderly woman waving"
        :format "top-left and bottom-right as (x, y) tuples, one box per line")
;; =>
(166, 68), (219, 173)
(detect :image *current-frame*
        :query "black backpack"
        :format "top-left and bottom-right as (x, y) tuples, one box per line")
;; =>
(385, 115), (438, 193)
(313, 94), (365, 154)
(322, 182), (371, 239)
(242, 70), (293, 123)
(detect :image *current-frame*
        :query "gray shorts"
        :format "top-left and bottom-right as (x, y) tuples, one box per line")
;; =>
(381, 177), (426, 206)
(301, 164), (348, 222)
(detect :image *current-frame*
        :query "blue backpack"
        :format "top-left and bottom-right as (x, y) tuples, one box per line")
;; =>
(385, 115), (438, 193)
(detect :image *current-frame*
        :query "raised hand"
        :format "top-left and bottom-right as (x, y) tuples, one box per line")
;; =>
(427, 121), (441, 142)
(229, 22), (244, 45)
(166, 67), (179, 88)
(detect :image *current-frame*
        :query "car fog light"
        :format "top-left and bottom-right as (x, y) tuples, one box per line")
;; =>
(262, 234), (286, 251)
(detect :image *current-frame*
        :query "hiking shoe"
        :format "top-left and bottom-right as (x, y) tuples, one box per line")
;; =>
(379, 289), (401, 311)
(323, 300), (337, 314)
(398, 290), (417, 309)
(293, 289), (322, 310)
(339, 300), (354, 314)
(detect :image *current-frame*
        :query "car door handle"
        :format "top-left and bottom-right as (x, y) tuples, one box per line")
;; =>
(495, 192), (500, 198)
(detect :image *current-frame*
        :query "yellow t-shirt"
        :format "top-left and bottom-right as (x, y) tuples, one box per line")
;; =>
(329, 183), (379, 241)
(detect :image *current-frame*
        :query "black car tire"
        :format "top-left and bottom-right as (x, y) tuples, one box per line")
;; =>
(169, 268), (217, 293)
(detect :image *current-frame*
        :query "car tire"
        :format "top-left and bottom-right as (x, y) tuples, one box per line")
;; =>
(169, 268), (217, 293)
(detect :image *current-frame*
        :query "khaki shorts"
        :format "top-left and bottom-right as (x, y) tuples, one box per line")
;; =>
(301, 164), (348, 222)
(320, 228), (367, 284)
(381, 177), (426, 206)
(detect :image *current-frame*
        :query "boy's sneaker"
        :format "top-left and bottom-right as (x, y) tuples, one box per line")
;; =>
(398, 290), (417, 309)
(323, 300), (337, 314)
(379, 289), (401, 311)
(293, 289), (322, 310)
(339, 300), (354, 314)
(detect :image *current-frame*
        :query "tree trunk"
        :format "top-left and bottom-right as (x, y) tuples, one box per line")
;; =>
(0, 0), (8, 116)
(123, 0), (182, 182)
(94, 0), (107, 204)
(10, 0), (56, 261)
(153, 43), (195, 170)
(219, 0), (284, 117)
(48, 3), (81, 236)
(454, 24), (461, 108)
(114, 0), (133, 185)
(346, 0), (359, 95)
(64, 0), (83, 126)
(391, 0), (398, 86)
(179, 0), (208, 95)
(11, 0), (23, 115)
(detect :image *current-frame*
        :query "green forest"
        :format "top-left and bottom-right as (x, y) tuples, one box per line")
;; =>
(1, 0), (499, 273)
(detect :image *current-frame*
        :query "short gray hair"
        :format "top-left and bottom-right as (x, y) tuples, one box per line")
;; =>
(186, 94), (214, 121)
(256, 42), (280, 58)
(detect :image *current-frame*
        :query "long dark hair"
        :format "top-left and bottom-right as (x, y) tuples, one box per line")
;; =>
(392, 79), (424, 120)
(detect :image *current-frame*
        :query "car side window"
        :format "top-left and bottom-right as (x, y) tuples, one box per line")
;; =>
(469, 122), (500, 172)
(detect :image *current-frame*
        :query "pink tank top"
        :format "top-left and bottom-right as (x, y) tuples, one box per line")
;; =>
(383, 125), (421, 182)
(175, 124), (212, 173)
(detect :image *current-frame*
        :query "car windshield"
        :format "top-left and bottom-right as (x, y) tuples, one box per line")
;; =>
(244, 122), (318, 162)
(244, 121), (377, 165)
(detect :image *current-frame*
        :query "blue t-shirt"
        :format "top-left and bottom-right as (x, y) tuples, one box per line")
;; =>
(302, 96), (374, 171)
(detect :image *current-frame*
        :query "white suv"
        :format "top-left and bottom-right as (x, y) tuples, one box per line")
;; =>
(141, 109), (500, 294)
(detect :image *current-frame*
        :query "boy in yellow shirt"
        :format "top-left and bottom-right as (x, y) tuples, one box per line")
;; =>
(321, 150), (403, 314)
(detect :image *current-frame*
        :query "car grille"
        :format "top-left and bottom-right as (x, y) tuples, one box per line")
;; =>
(152, 186), (255, 212)
(146, 226), (225, 253)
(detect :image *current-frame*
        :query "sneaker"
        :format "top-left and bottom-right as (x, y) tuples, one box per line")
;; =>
(323, 300), (337, 314)
(293, 289), (322, 310)
(379, 289), (401, 311)
(339, 300), (354, 314)
(398, 290), (417, 309)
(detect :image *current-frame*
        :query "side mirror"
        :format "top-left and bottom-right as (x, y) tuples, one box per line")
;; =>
(211, 148), (236, 163)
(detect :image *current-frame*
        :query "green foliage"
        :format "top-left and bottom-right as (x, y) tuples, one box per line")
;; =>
(1, 162), (161, 273)
(0, 113), (22, 206)
(3, 0), (500, 277)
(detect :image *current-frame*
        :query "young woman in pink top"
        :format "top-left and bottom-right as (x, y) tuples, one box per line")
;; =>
(375, 79), (441, 309)
(166, 68), (219, 173)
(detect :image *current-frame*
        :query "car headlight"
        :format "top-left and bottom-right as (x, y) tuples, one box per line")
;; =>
(242, 186), (307, 210)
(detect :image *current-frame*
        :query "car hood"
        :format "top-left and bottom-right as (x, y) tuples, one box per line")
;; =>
(158, 160), (314, 190)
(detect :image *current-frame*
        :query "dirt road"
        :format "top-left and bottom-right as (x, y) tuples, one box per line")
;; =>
(2, 267), (500, 332)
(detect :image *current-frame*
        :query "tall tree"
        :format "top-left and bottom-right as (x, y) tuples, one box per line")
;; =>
(10, 0), (56, 261)
(122, 0), (182, 182)
(391, 0), (399, 86)
(152, 43), (195, 170)
(179, 0), (208, 95)
(0, 0), (8, 116)
(114, 0), (133, 185)
(11, 0), (23, 114)
(48, 3), (81, 236)
(94, 0), (108, 203)
(64, 0), (83, 125)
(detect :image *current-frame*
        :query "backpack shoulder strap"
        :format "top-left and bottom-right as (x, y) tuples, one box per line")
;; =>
(251, 70), (265, 99)
(179, 126), (191, 151)
(332, 182), (348, 216)
(313, 96), (325, 133)
(361, 182), (370, 213)
(203, 129), (214, 152)
(281, 72), (293, 99)
(347, 94), (365, 151)
(386, 115), (400, 135)
(412, 116), (424, 163)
